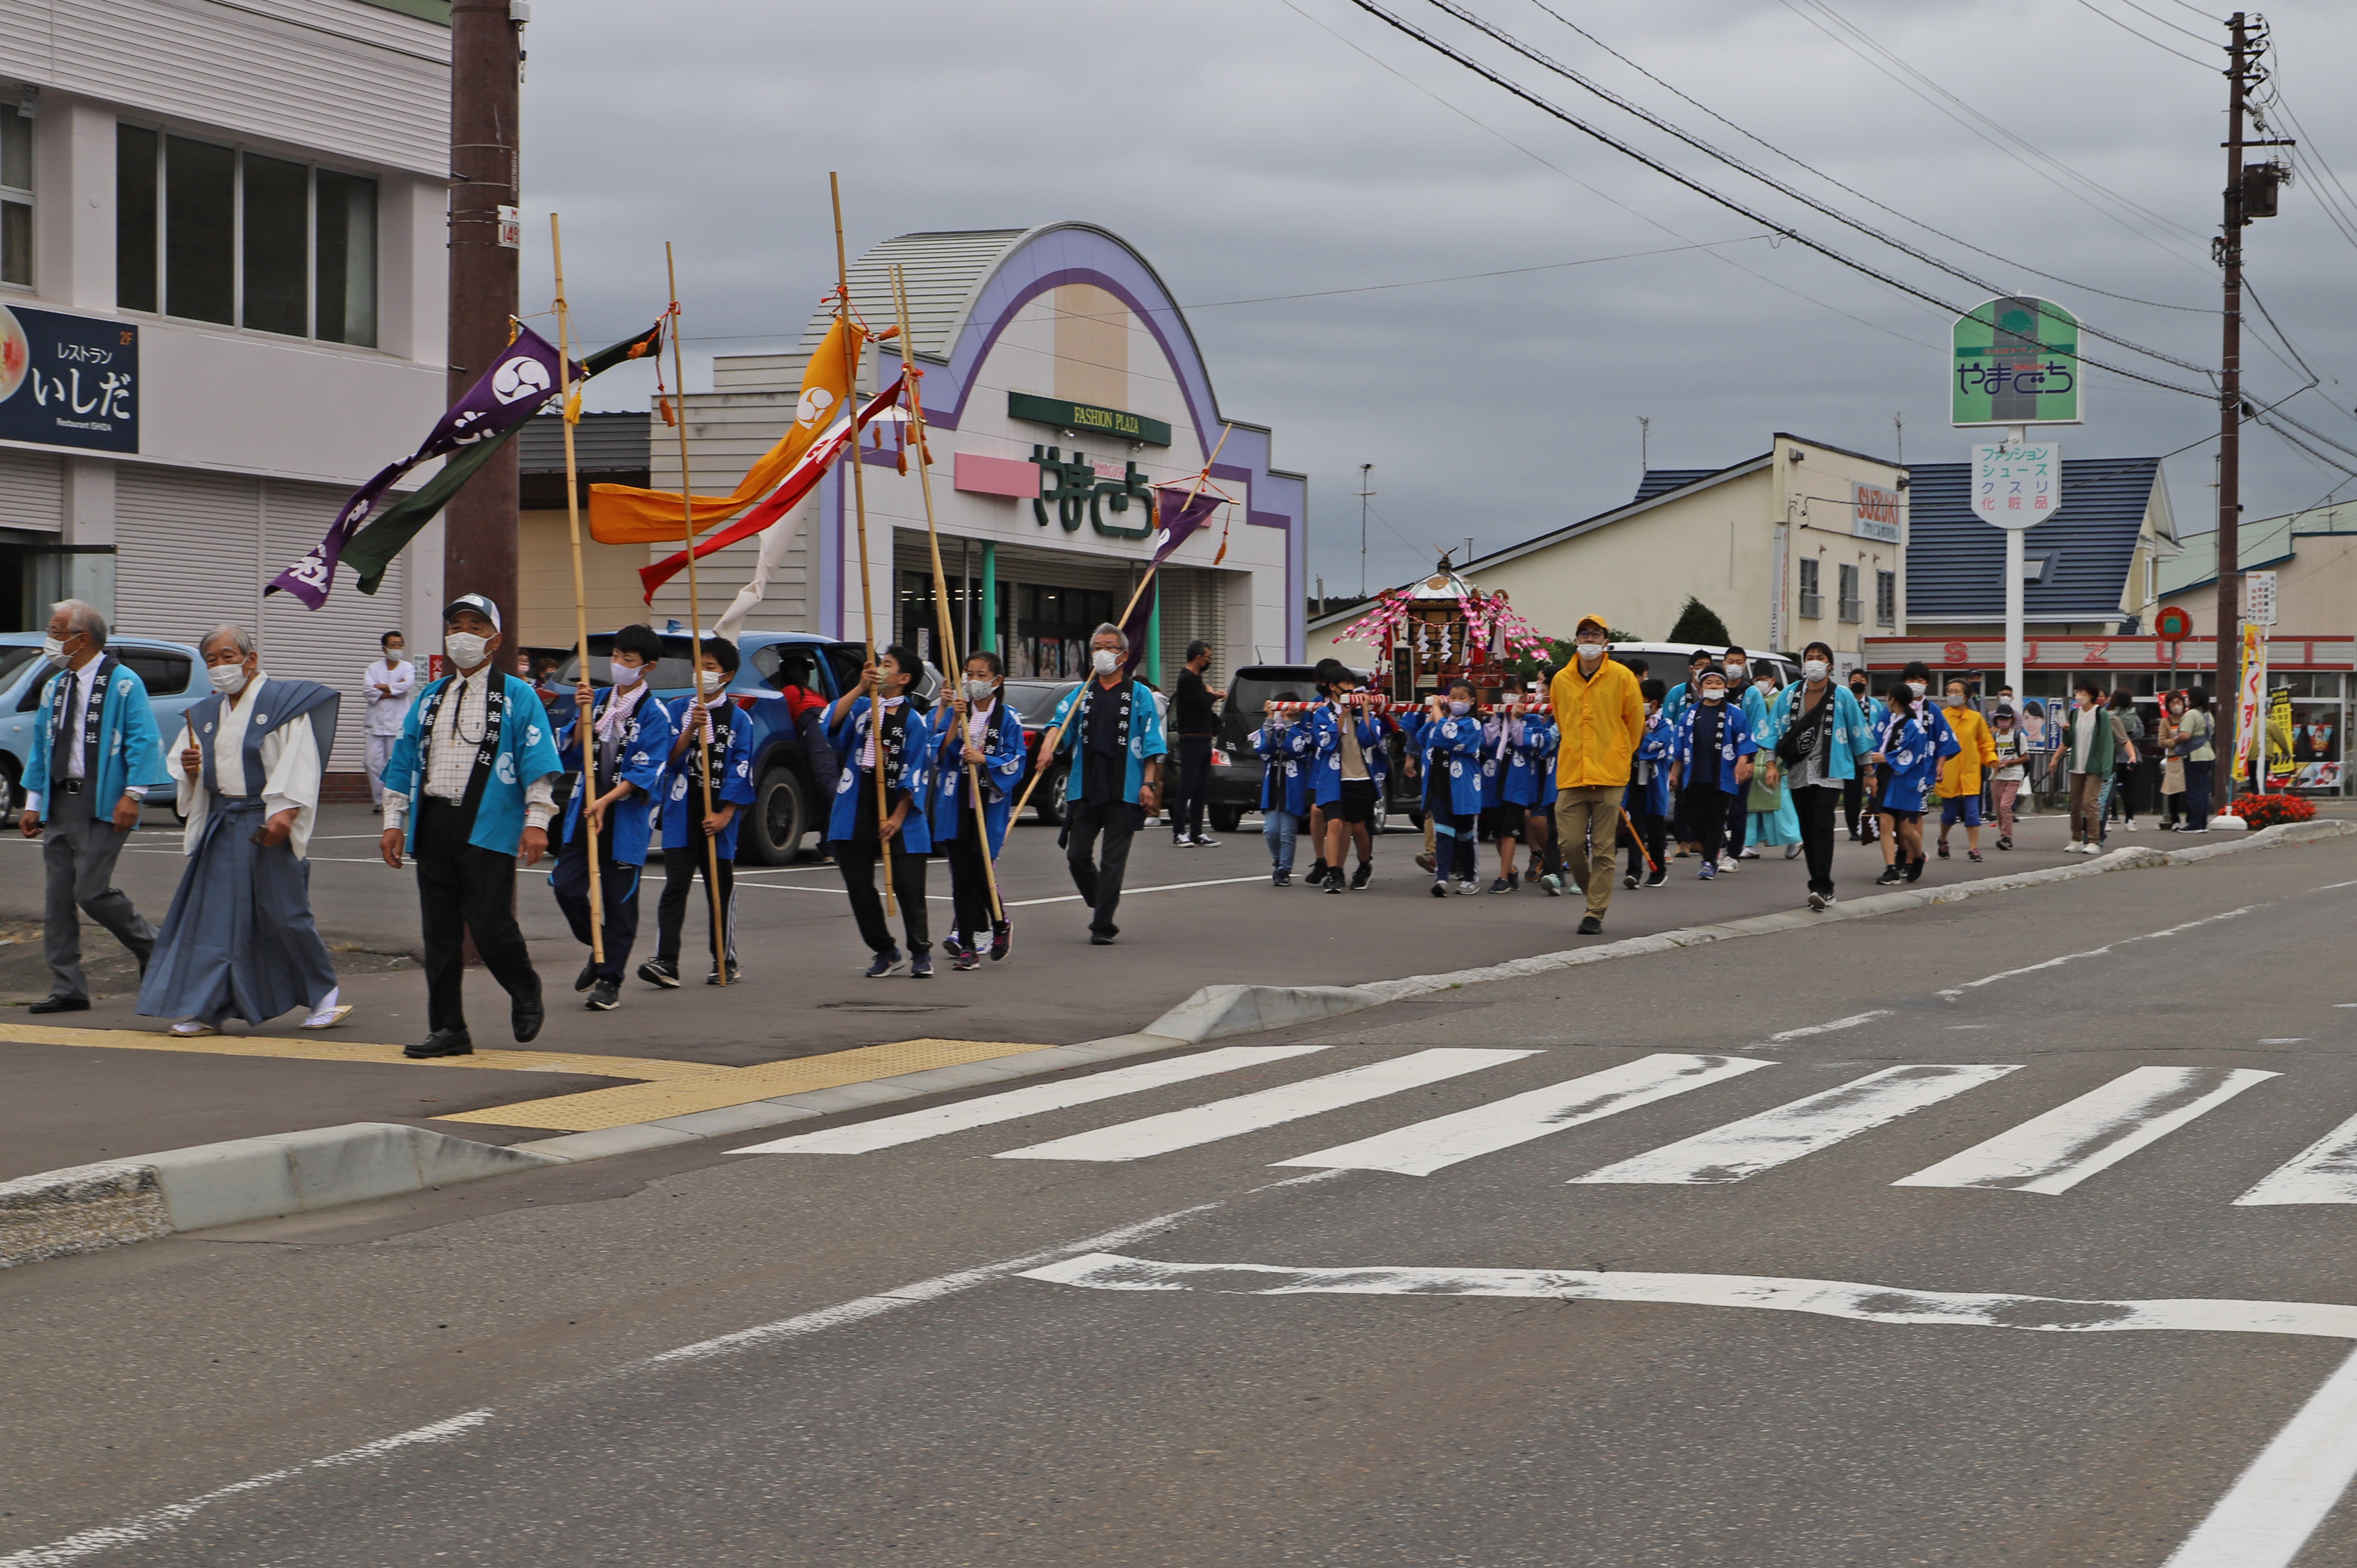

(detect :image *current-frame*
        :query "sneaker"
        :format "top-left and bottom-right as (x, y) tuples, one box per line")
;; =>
(1968, 849), (1983, 864)
(1539, 874), (1561, 897)
(1488, 877), (1513, 894)
(1526, 855), (1544, 881)
(990, 918), (1013, 961)
(1272, 868), (1290, 888)
(1996, 836), (2013, 850)
(952, 948), (982, 972)
(1699, 862), (1716, 881)
(2123, 821), (2139, 831)
(865, 950), (906, 979)
(1807, 889), (1828, 911)
(1577, 915), (1604, 935)
(1173, 835), (1193, 848)
(1454, 879), (1479, 895)
(1307, 858), (1330, 883)
(1904, 856), (1925, 883)
(1785, 844), (1801, 859)
(1644, 869), (1667, 887)
(1351, 862), (1372, 890)
(1506, 871), (1522, 891)
(1875, 866), (1906, 885)
(585, 978), (620, 1012)
(637, 956), (681, 989)
(1192, 834), (1221, 848)
(942, 934), (972, 962)
(705, 962), (743, 985)
(1739, 847), (1760, 860)
(1325, 870), (1345, 894)
(1936, 841), (1951, 859)
(574, 960), (598, 993)
(910, 950), (934, 979)
(1430, 879), (1449, 899)
(1718, 855), (1740, 872)
(1414, 852), (1435, 874)
(1623, 872), (1639, 891)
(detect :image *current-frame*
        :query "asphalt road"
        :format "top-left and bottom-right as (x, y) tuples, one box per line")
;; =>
(0, 797), (2174, 1177)
(6, 834), (2357, 1565)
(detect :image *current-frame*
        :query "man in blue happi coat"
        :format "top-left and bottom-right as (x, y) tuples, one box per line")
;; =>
(17, 599), (171, 1012)
(551, 622), (674, 1012)
(1042, 623), (1167, 946)
(933, 650), (1028, 969)
(642, 634), (755, 990)
(829, 644), (937, 975)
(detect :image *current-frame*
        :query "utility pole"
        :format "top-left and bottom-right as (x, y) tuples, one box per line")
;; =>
(1355, 463), (1374, 597)
(1638, 414), (1650, 478)
(444, 0), (525, 643)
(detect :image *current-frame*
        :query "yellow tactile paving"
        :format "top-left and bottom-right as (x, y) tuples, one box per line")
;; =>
(0, 1022), (709, 1080)
(437, 1038), (1051, 1131)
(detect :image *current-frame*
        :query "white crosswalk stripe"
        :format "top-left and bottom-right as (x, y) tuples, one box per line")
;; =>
(994, 1048), (1538, 1164)
(1568, 1064), (2019, 1186)
(2235, 1109), (2357, 1206)
(1893, 1066), (2280, 1195)
(730, 1045), (1333, 1156)
(1274, 1053), (1772, 1177)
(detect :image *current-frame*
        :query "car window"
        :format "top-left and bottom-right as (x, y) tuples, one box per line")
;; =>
(117, 648), (192, 697)
(1003, 681), (1076, 724)
(0, 646), (42, 709)
(825, 644), (866, 698)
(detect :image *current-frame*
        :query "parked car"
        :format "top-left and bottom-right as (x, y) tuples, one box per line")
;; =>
(1605, 641), (1798, 689)
(1205, 663), (1412, 835)
(0, 632), (208, 816)
(1002, 678), (1081, 825)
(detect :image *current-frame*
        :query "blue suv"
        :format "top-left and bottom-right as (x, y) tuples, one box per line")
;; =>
(0, 632), (208, 815)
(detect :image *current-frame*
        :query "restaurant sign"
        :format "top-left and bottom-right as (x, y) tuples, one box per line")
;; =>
(0, 303), (138, 453)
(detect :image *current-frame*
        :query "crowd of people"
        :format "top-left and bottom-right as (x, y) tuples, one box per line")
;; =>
(9, 595), (2232, 1056)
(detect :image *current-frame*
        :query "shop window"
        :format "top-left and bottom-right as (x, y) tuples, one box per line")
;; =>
(0, 104), (30, 289)
(1837, 564), (1862, 624)
(1875, 570), (1897, 627)
(118, 125), (377, 346)
(1797, 558), (1822, 619)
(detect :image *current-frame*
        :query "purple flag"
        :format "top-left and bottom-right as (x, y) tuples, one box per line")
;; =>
(1118, 483), (1226, 675)
(267, 324), (576, 607)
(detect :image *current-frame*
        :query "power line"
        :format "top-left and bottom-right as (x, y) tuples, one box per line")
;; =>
(2069, 0), (2216, 67)
(1335, 0), (2212, 397)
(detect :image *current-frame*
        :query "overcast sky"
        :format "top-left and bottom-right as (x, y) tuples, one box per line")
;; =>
(518, 0), (2357, 613)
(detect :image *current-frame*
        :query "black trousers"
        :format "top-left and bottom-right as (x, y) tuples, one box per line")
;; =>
(1172, 736), (1214, 837)
(1796, 783), (1841, 897)
(549, 820), (640, 985)
(1724, 789), (1750, 856)
(1683, 783), (1729, 865)
(414, 798), (541, 1035)
(1843, 774), (1865, 835)
(1065, 800), (1140, 936)
(1623, 806), (1666, 879)
(656, 842), (735, 969)
(835, 805), (929, 956)
(942, 829), (999, 942)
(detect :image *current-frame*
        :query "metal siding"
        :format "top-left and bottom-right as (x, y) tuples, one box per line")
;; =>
(1904, 457), (2159, 621)
(0, 447), (64, 531)
(518, 411), (651, 476)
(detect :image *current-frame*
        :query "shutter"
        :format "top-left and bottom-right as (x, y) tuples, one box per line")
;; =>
(0, 449), (64, 533)
(117, 464), (264, 647)
(1156, 564), (1225, 681)
(260, 478), (402, 771)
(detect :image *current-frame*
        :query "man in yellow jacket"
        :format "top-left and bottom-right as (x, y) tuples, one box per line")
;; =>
(1934, 677), (1999, 863)
(1548, 613), (1646, 935)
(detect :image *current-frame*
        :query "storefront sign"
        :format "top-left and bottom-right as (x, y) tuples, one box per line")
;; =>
(0, 303), (138, 453)
(2245, 570), (2278, 626)
(1008, 391), (1171, 448)
(2235, 622), (2266, 782)
(1953, 296), (2081, 426)
(1031, 445), (1153, 539)
(1972, 442), (2059, 528)
(1851, 482), (1902, 544)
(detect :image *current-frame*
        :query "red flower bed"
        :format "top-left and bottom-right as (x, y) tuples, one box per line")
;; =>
(2232, 793), (2317, 829)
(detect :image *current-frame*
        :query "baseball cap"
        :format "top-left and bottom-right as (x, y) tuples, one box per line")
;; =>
(442, 593), (502, 632)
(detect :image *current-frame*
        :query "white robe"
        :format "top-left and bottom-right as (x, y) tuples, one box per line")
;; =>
(167, 673), (325, 860)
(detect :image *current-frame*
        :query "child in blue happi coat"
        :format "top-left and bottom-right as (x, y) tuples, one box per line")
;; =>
(932, 651), (1028, 971)
(1623, 678), (1673, 889)
(1868, 679), (1960, 885)
(552, 622), (676, 1011)
(1251, 690), (1314, 886)
(641, 635), (755, 991)
(1667, 667), (1756, 881)
(1478, 677), (1553, 893)
(827, 645), (937, 978)
(1416, 680), (1487, 897)
(1306, 660), (1395, 893)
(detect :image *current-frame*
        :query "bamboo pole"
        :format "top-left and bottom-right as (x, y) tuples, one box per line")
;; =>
(831, 173), (894, 913)
(1005, 422), (1233, 825)
(890, 263), (1002, 928)
(665, 243), (730, 985)
(549, 213), (603, 965)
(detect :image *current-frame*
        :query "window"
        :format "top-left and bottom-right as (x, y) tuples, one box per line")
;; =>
(0, 103), (31, 288)
(1876, 569), (1898, 628)
(116, 124), (377, 346)
(1837, 563), (1863, 624)
(1798, 558), (1822, 619)
(116, 648), (191, 697)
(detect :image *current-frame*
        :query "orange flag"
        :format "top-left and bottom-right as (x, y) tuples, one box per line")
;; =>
(588, 316), (867, 544)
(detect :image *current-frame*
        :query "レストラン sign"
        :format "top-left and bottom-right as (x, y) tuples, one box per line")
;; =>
(0, 303), (137, 453)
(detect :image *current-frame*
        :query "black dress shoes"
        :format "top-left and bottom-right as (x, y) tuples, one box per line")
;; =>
(512, 992), (545, 1044)
(405, 1027), (474, 1059)
(28, 996), (90, 1014)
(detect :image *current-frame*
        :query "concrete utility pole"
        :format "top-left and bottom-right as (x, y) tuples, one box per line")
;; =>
(444, 0), (525, 642)
(1356, 463), (1374, 597)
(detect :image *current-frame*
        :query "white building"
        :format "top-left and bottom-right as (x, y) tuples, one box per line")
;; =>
(0, 0), (450, 777)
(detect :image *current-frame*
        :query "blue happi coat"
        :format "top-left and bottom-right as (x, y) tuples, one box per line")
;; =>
(1871, 706), (1960, 814)
(383, 671), (565, 856)
(928, 696), (1028, 857)
(827, 696), (936, 852)
(658, 696), (756, 860)
(557, 685), (674, 867)
(1307, 702), (1394, 806)
(1044, 679), (1167, 806)
(1625, 710), (1674, 816)
(1771, 683), (1879, 782)
(1672, 698), (1759, 794)
(1408, 710), (1486, 815)
(26, 656), (170, 819)
(1481, 712), (1555, 807)
(1250, 718), (1313, 816)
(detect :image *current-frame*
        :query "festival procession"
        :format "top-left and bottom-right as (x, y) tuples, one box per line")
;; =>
(14, 5), (2357, 1567)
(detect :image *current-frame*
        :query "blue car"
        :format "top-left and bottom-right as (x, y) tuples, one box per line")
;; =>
(546, 629), (933, 864)
(0, 632), (208, 816)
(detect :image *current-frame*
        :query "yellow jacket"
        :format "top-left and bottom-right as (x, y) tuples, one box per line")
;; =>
(1937, 704), (1999, 797)
(1549, 653), (1646, 790)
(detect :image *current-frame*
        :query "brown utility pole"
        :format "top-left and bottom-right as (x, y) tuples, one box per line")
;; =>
(2213, 11), (2249, 805)
(445, 0), (525, 642)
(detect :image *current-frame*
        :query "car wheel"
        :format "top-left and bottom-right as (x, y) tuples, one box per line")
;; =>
(1034, 763), (1068, 825)
(0, 755), (16, 817)
(743, 767), (808, 865)
(1210, 804), (1243, 835)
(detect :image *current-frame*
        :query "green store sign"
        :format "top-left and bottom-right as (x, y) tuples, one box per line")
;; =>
(1030, 445), (1153, 540)
(1952, 295), (2082, 427)
(1007, 390), (1172, 448)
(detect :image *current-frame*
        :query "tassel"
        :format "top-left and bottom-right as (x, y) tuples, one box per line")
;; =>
(562, 387), (582, 425)
(658, 394), (677, 427)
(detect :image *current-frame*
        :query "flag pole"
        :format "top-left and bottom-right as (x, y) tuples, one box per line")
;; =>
(1005, 422), (1232, 825)
(832, 173), (894, 914)
(665, 242), (730, 985)
(889, 263), (1001, 927)
(550, 213), (603, 966)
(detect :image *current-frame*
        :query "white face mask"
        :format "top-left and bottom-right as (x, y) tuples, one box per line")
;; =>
(444, 632), (490, 669)
(42, 635), (69, 666)
(1801, 660), (1829, 683)
(963, 678), (997, 704)
(1726, 663), (1747, 679)
(1701, 687), (1725, 704)
(1576, 642), (1605, 663)
(609, 659), (645, 688)
(697, 669), (728, 696)
(208, 662), (250, 696)
(383, 647), (405, 663)
(1448, 700), (1471, 716)
(1091, 648), (1120, 677)
(1908, 681), (1928, 697)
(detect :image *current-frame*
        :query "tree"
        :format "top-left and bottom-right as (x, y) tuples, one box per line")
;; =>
(1666, 596), (1731, 647)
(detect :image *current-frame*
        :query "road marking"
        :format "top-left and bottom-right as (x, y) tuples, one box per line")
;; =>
(2259, 1038), (2309, 1045)
(995, 1048), (1535, 1162)
(1273, 1053), (1771, 1177)
(727, 873), (1270, 907)
(2237, 1111), (2357, 1206)
(731, 1045), (1331, 1154)
(1570, 1064), (2017, 1186)
(1935, 907), (2258, 1000)
(2311, 879), (2357, 891)
(1894, 1066), (2280, 1195)
(0, 1409), (494, 1568)
(2161, 1345), (2357, 1568)
(0, 1023), (709, 1080)
(1765, 1011), (1891, 1041)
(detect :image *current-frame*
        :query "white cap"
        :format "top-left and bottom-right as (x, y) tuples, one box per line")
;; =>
(442, 593), (502, 632)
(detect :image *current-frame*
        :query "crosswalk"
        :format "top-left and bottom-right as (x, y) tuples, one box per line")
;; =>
(732, 1046), (2357, 1206)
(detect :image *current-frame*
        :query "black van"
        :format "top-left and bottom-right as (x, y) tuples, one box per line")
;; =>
(1206, 663), (1412, 833)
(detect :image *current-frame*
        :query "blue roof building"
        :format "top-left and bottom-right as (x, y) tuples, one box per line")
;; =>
(1900, 455), (2177, 636)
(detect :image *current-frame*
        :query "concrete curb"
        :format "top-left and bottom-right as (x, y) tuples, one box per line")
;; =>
(6, 817), (2349, 1270)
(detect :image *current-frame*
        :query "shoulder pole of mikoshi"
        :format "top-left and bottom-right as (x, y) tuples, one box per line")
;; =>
(551, 213), (604, 963)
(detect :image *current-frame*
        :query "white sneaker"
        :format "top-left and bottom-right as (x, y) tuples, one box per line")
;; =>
(1453, 879), (1479, 895)
(2123, 821), (2139, 831)
(1739, 848), (1761, 860)
(1807, 890), (1828, 911)
(1718, 855), (1740, 872)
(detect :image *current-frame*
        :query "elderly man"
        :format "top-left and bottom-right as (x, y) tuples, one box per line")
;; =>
(378, 595), (562, 1057)
(1041, 622), (1167, 946)
(138, 626), (350, 1036)
(17, 599), (169, 1014)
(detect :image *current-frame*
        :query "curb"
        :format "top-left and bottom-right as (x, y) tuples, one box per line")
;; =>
(6, 818), (2349, 1271)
